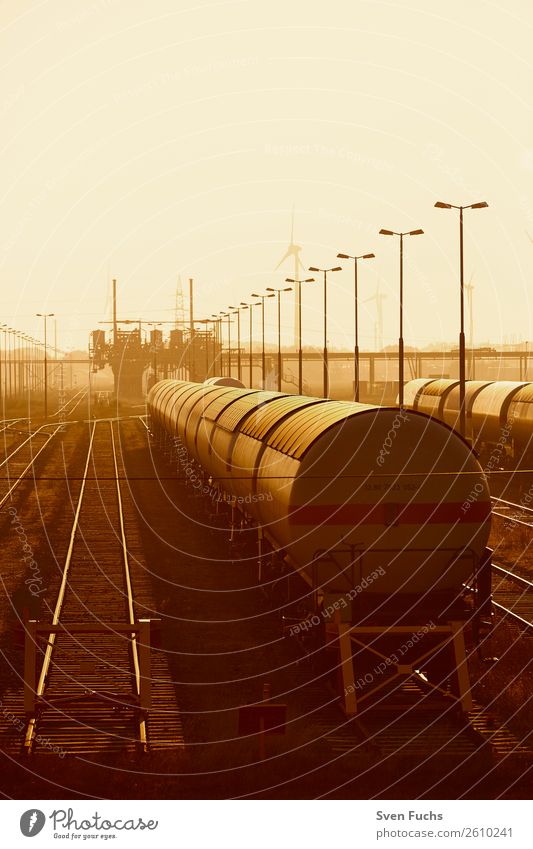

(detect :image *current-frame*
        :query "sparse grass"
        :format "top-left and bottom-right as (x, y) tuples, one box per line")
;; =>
(469, 618), (533, 744)
(489, 515), (533, 576)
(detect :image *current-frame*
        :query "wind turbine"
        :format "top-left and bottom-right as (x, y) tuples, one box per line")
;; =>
(363, 280), (387, 351)
(275, 208), (305, 347)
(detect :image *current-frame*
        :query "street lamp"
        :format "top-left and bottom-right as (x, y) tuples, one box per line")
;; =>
(219, 311), (233, 377)
(285, 277), (314, 395)
(337, 252), (375, 402)
(4, 327), (13, 401)
(6, 328), (17, 403)
(210, 314), (223, 377)
(11, 329), (16, 399)
(308, 266), (342, 397)
(242, 301), (261, 387)
(435, 200), (488, 437)
(9, 328), (15, 399)
(266, 286), (292, 391)
(20, 333), (28, 395)
(36, 313), (54, 419)
(14, 330), (23, 396)
(251, 292), (275, 388)
(0, 324), (7, 411)
(196, 319), (212, 377)
(146, 321), (163, 383)
(378, 229), (424, 408)
(33, 337), (40, 391)
(228, 304), (249, 382)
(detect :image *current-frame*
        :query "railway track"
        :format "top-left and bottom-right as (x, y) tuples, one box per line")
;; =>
(23, 420), (146, 754)
(50, 388), (88, 419)
(20, 417), (183, 756)
(0, 423), (65, 509)
(0, 419), (33, 459)
(491, 495), (533, 528)
(0, 417), (29, 434)
(491, 561), (533, 630)
(0, 391), (91, 506)
(0, 389), (87, 435)
(486, 498), (533, 628)
(0, 408), (527, 781)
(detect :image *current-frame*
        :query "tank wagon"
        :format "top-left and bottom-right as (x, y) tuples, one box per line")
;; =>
(149, 379), (492, 716)
(203, 376), (246, 388)
(404, 379), (533, 465)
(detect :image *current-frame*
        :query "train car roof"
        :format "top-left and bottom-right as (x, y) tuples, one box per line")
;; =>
(402, 378), (438, 406)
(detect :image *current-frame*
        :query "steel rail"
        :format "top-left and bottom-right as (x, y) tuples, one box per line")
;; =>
(0, 423), (54, 471)
(490, 496), (533, 529)
(49, 388), (87, 418)
(24, 422), (97, 752)
(492, 563), (533, 591)
(490, 558), (533, 630)
(0, 425), (64, 509)
(492, 600), (533, 630)
(0, 417), (30, 425)
(0, 389), (86, 431)
(24, 419), (148, 753)
(465, 547), (533, 630)
(110, 421), (147, 750)
(0, 417), (28, 434)
(0, 393), (87, 476)
(491, 495), (533, 515)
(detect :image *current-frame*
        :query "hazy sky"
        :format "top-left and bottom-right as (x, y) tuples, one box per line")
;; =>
(1, 0), (532, 352)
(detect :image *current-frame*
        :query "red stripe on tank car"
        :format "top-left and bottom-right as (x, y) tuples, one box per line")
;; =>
(288, 501), (491, 525)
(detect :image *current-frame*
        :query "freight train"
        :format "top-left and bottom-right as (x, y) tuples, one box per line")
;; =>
(403, 378), (533, 467)
(148, 379), (492, 717)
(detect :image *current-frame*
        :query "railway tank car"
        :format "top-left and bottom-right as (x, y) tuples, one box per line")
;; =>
(203, 376), (246, 388)
(404, 378), (533, 464)
(148, 379), (492, 715)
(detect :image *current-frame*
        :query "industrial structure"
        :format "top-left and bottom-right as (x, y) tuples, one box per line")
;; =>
(89, 278), (222, 403)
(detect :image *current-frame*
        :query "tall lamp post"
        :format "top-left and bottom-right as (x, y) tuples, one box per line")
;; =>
(29, 335), (38, 395)
(211, 315), (223, 377)
(0, 324), (6, 411)
(337, 251), (375, 402)
(214, 316), (223, 375)
(228, 304), (249, 382)
(3, 325), (13, 405)
(0, 325), (6, 407)
(378, 229), (424, 408)
(15, 330), (23, 396)
(21, 334), (29, 395)
(251, 292), (275, 388)
(5, 327), (13, 401)
(2, 325), (13, 406)
(243, 300), (261, 387)
(285, 277), (314, 395)
(196, 319), (211, 377)
(11, 328), (18, 398)
(308, 266), (342, 398)
(219, 311), (233, 377)
(435, 200), (488, 438)
(266, 286), (292, 391)
(36, 312), (54, 419)
(146, 320), (163, 383)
